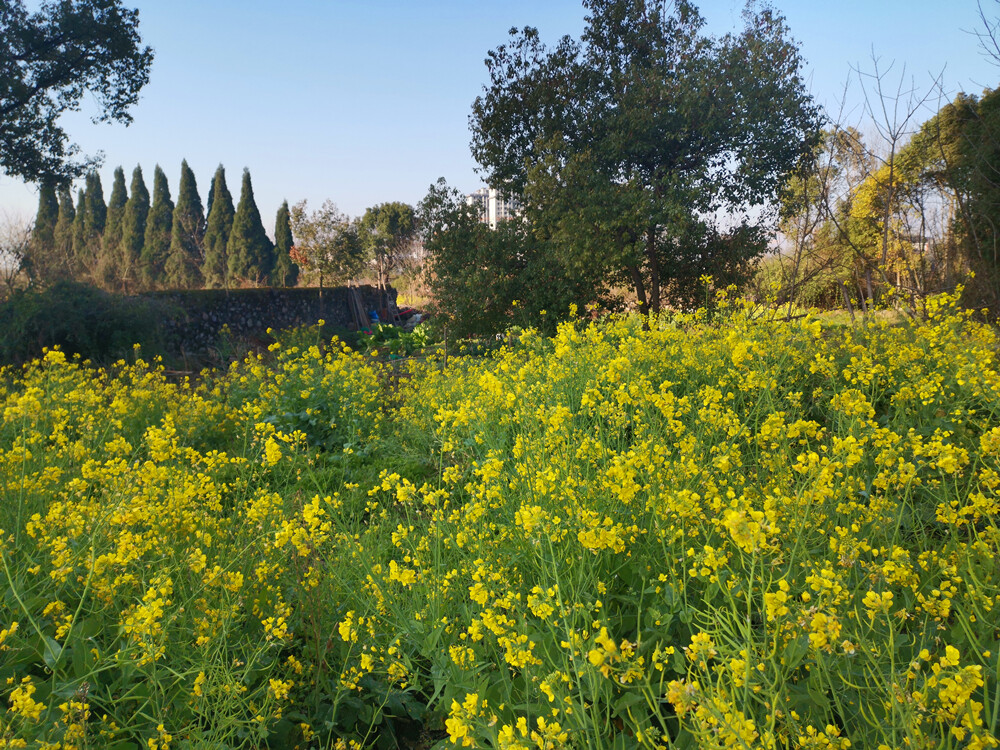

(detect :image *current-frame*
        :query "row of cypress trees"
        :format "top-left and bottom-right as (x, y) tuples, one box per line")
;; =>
(28, 162), (299, 292)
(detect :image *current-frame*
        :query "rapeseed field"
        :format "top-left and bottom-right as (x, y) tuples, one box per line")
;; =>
(1, 292), (998, 749)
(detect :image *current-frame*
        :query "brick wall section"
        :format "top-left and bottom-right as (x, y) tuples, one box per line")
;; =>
(146, 285), (393, 355)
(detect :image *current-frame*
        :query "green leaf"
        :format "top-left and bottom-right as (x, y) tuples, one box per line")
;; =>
(41, 635), (63, 670)
(782, 635), (809, 670)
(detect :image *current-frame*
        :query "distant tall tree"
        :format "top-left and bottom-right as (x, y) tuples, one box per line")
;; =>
(165, 160), (205, 288)
(84, 172), (107, 235)
(227, 169), (274, 286)
(140, 165), (173, 289)
(206, 170), (216, 220)
(203, 165), (234, 288)
(271, 200), (298, 287)
(77, 171), (107, 280)
(97, 166), (127, 288)
(52, 186), (76, 281)
(26, 180), (59, 283)
(118, 165), (149, 292)
(71, 187), (86, 274)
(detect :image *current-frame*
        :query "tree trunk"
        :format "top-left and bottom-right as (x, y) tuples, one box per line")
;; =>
(627, 263), (648, 316)
(841, 282), (856, 324)
(645, 227), (661, 314)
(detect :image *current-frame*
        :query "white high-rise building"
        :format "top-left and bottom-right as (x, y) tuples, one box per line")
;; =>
(466, 188), (520, 229)
(467, 188), (489, 224)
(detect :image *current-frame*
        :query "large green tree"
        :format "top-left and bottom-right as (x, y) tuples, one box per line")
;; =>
(469, 0), (821, 314)
(271, 200), (299, 287)
(227, 169), (274, 286)
(139, 165), (173, 289)
(164, 160), (205, 288)
(97, 166), (128, 288)
(203, 165), (234, 288)
(118, 165), (148, 292)
(0, 0), (153, 183)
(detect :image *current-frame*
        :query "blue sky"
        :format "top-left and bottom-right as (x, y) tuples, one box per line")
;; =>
(2, 0), (998, 231)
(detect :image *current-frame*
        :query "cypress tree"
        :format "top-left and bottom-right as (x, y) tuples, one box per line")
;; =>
(84, 172), (107, 235)
(119, 165), (149, 293)
(227, 168), (274, 286)
(165, 160), (205, 288)
(140, 165), (173, 290)
(272, 200), (299, 287)
(78, 172), (107, 281)
(97, 167), (127, 289)
(206, 172), (215, 221)
(53, 186), (76, 280)
(203, 165), (234, 288)
(71, 188), (87, 277)
(27, 181), (59, 284)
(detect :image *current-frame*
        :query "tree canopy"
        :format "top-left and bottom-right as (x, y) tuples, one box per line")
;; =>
(289, 200), (365, 289)
(97, 166), (127, 288)
(203, 165), (235, 288)
(164, 160), (205, 288)
(468, 0), (821, 314)
(767, 81), (1000, 319)
(272, 201), (299, 288)
(227, 169), (274, 287)
(21, 161), (304, 293)
(140, 165), (173, 289)
(53, 186), (75, 280)
(76, 172), (106, 277)
(358, 202), (418, 290)
(0, 0), (153, 183)
(118, 165), (149, 292)
(853, 86), (1000, 311)
(26, 182), (59, 284)
(419, 178), (602, 336)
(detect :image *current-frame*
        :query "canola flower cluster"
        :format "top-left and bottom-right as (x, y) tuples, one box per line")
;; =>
(0, 294), (998, 748)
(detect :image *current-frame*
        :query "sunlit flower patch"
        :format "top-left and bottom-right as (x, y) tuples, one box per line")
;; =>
(1, 294), (998, 748)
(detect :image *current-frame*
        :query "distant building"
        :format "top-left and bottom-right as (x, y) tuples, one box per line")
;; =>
(467, 188), (489, 224)
(466, 187), (520, 229)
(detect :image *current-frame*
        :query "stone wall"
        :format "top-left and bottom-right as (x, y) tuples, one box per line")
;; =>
(147, 285), (394, 356)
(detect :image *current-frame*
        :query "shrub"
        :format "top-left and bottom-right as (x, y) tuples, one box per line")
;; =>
(0, 281), (173, 365)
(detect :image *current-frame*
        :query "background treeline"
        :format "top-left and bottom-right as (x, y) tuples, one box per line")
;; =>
(417, 79), (1000, 340)
(762, 82), (1000, 318)
(18, 161), (426, 298)
(409, 1), (1000, 337)
(25, 162), (300, 292)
